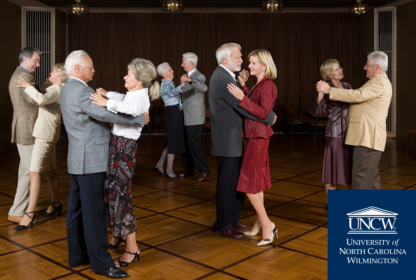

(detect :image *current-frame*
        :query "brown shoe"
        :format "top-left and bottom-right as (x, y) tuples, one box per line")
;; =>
(215, 228), (245, 239)
(196, 173), (210, 182)
(233, 222), (250, 231)
(7, 215), (22, 224)
(177, 171), (194, 178)
(34, 205), (45, 212)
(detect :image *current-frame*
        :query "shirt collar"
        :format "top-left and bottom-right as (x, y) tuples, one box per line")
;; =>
(219, 64), (236, 80)
(68, 77), (88, 87)
(187, 68), (197, 77)
(19, 66), (32, 75)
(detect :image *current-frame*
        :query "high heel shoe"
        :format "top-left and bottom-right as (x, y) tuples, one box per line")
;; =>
(257, 224), (278, 246)
(42, 202), (62, 217)
(154, 164), (166, 176)
(244, 225), (262, 236)
(14, 212), (35, 231)
(166, 173), (181, 180)
(108, 238), (126, 249)
(118, 249), (140, 267)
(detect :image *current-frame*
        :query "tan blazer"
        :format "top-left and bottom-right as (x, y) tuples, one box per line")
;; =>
(329, 74), (392, 152)
(9, 66), (39, 145)
(25, 84), (63, 143)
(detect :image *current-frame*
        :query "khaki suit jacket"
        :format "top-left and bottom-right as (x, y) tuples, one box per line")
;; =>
(329, 74), (392, 152)
(9, 66), (39, 145)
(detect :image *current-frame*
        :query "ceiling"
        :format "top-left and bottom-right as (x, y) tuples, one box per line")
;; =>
(34, 0), (395, 8)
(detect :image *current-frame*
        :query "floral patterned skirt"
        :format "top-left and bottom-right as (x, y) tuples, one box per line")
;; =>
(104, 134), (138, 239)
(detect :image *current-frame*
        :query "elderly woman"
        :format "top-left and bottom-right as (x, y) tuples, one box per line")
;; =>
(227, 49), (278, 246)
(154, 62), (186, 180)
(314, 59), (353, 207)
(90, 58), (159, 267)
(14, 63), (67, 231)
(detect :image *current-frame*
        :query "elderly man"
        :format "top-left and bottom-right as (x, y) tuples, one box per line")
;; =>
(60, 50), (148, 278)
(209, 43), (276, 239)
(7, 47), (54, 223)
(316, 51), (392, 190)
(177, 52), (210, 182)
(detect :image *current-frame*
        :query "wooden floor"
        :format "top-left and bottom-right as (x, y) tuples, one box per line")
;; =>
(0, 135), (415, 280)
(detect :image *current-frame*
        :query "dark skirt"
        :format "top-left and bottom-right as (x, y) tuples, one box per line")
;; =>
(237, 138), (272, 194)
(165, 105), (186, 154)
(322, 136), (353, 186)
(104, 134), (137, 239)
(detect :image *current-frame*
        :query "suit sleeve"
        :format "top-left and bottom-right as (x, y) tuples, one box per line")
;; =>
(329, 79), (383, 103)
(220, 79), (275, 125)
(189, 73), (208, 93)
(238, 82), (277, 120)
(25, 85), (59, 105)
(79, 86), (145, 127)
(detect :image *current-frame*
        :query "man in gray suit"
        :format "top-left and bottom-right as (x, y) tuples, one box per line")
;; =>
(209, 43), (276, 239)
(60, 50), (148, 278)
(177, 52), (210, 182)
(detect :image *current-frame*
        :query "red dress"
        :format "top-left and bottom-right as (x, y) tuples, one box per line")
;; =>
(236, 78), (277, 194)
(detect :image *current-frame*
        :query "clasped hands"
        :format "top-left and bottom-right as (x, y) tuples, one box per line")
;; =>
(316, 80), (331, 94)
(227, 69), (249, 100)
(90, 87), (149, 125)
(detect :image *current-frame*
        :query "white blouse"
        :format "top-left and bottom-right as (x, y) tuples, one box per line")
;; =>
(106, 88), (150, 140)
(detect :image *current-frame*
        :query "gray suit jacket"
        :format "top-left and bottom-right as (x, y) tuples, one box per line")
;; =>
(180, 69), (208, 126)
(60, 78), (145, 175)
(209, 66), (275, 157)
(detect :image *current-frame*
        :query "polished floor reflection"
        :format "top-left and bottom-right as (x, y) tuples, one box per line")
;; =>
(0, 135), (415, 280)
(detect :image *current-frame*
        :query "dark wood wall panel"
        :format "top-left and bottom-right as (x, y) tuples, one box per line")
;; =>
(397, 1), (416, 143)
(0, 0), (21, 150)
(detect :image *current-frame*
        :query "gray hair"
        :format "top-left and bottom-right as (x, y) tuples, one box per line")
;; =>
(157, 62), (170, 77)
(367, 51), (388, 72)
(65, 50), (90, 76)
(182, 52), (198, 67)
(19, 47), (41, 63)
(215, 43), (242, 65)
(128, 58), (160, 101)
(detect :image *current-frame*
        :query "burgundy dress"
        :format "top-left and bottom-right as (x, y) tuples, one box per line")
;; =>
(314, 81), (353, 186)
(236, 78), (277, 194)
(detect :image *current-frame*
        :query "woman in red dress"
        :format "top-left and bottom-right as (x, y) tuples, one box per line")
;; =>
(227, 49), (278, 246)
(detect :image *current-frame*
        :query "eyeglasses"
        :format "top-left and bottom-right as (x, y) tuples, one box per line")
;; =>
(79, 64), (94, 69)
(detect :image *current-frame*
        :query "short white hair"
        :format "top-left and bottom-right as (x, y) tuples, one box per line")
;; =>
(157, 62), (170, 77)
(65, 50), (90, 76)
(182, 52), (198, 67)
(367, 51), (388, 72)
(216, 43), (242, 65)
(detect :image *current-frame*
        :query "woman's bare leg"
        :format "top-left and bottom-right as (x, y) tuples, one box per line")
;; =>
(156, 147), (168, 172)
(45, 167), (60, 213)
(115, 232), (139, 267)
(166, 154), (177, 177)
(246, 192), (274, 240)
(19, 171), (41, 226)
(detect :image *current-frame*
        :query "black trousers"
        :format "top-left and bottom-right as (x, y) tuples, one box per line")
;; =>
(214, 156), (246, 232)
(182, 124), (210, 174)
(67, 173), (114, 272)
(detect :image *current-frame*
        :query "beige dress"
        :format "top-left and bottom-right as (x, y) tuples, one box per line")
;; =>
(25, 83), (64, 172)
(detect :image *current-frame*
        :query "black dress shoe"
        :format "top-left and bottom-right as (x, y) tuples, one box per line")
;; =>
(233, 222), (250, 231)
(95, 267), (128, 278)
(166, 173), (181, 180)
(215, 228), (245, 239)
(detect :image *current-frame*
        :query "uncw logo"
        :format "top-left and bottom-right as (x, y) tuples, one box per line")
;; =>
(347, 206), (398, 235)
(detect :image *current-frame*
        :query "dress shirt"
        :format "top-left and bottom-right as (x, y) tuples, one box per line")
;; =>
(106, 88), (150, 140)
(187, 68), (197, 78)
(160, 79), (182, 107)
(19, 66), (31, 75)
(67, 77), (88, 87)
(219, 64), (236, 80)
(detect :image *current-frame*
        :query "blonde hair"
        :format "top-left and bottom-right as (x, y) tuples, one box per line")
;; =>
(128, 58), (160, 101)
(320, 59), (339, 81)
(53, 62), (68, 83)
(247, 49), (277, 80)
